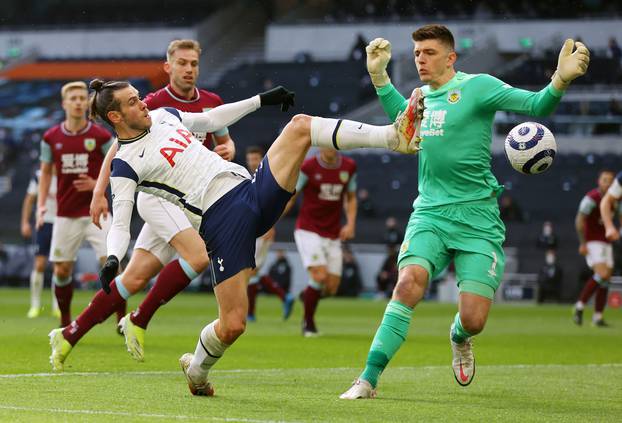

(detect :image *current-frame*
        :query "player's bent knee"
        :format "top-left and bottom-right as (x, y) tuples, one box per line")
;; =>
(392, 274), (426, 306)
(287, 114), (312, 138)
(54, 263), (72, 279)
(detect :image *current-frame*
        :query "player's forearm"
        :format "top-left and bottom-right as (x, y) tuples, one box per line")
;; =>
(600, 194), (616, 230)
(375, 83), (408, 122)
(21, 194), (35, 225)
(106, 200), (133, 260)
(94, 142), (118, 196)
(345, 196), (358, 227)
(575, 214), (586, 244)
(37, 163), (52, 209)
(184, 96), (261, 133)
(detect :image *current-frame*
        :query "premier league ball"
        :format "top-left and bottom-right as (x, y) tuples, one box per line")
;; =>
(504, 122), (556, 175)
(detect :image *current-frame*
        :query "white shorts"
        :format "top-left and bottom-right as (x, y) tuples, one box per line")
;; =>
(50, 215), (110, 262)
(294, 229), (342, 276)
(255, 237), (273, 271)
(586, 241), (614, 268)
(134, 192), (193, 265)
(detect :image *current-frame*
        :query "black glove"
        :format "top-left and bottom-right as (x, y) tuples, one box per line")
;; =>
(99, 255), (119, 293)
(259, 86), (295, 112)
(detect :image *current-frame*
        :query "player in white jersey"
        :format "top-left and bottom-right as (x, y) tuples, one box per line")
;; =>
(78, 76), (422, 395)
(21, 169), (60, 318)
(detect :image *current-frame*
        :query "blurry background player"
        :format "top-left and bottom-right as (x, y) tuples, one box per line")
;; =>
(36, 81), (120, 328)
(573, 170), (619, 327)
(21, 169), (60, 318)
(601, 171), (622, 243)
(245, 146), (295, 322)
(59, 39), (237, 365)
(289, 147), (357, 337)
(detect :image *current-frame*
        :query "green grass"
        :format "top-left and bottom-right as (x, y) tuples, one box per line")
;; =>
(0, 287), (621, 422)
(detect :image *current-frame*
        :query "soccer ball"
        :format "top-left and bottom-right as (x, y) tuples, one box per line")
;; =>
(504, 122), (556, 175)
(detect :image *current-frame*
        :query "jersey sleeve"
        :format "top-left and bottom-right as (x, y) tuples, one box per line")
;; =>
(40, 140), (52, 163)
(375, 83), (409, 122)
(578, 195), (596, 215)
(476, 74), (563, 116)
(107, 158), (139, 260)
(608, 173), (622, 199)
(178, 96), (261, 133)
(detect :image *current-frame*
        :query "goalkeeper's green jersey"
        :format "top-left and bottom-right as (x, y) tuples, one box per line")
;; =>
(376, 71), (564, 208)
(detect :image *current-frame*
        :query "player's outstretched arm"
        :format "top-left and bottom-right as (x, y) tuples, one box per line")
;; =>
(551, 39), (590, 92)
(90, 141), (118, 229)
(365, 37), (408, 121)
(180, 86), (295, 133)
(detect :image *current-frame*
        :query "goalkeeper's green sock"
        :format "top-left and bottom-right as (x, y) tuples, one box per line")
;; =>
(450, 312), (472, 344)
(360, 300), (413, 388)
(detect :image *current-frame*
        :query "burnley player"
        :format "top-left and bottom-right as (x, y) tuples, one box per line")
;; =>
(340, 25), (589, 399)
(290, 147), (357, 337)
(53, 39), (236, 367)
(601, 171), (622, 243)
(573, 170), (618, 327)
(37, 81), (123, 329)
(21, 169), (59, 318)
(245, 146), (295, 322)
(61, 77), (425, 393)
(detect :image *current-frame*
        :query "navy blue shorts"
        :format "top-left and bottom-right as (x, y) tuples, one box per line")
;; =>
(35, 222), (53, 257)
(199, 157), (293, 284)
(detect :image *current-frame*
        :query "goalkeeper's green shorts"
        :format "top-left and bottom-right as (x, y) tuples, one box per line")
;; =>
(397, 197), (505, 299)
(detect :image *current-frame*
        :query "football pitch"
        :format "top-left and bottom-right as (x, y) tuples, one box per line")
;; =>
(0, 288), (620, 422)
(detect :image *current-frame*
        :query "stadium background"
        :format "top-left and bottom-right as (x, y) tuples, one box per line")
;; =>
(0, 0), (621, 303)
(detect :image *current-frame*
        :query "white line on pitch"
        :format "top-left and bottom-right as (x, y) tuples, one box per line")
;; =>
(0, 405), (295, 423)
(1, 363), (621, 379)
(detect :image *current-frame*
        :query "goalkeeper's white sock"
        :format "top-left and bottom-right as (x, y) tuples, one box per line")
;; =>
(189, 320), (229, 380)
(310, 117), (397, 151)
(30, 270), (44, 309)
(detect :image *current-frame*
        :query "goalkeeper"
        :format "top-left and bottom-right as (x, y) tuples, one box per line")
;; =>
(340, 24), (589, 399)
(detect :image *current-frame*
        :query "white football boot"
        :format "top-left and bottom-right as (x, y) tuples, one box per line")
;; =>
(450, 326), (475, 386)
(391, 87), (425, 154)
(339, 378), (377, 399)
(179, 353), (215, 396)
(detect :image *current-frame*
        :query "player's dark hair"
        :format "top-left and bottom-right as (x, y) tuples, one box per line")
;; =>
(412, 24), (455, 51)
(246, 145), (265, 156)
(599, 168), (615, 177)
(89, 79), (131, 126)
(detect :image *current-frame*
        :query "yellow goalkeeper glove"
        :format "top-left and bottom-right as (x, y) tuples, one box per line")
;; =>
(552, 39), (590, 91)
(366, 37), (392, 88)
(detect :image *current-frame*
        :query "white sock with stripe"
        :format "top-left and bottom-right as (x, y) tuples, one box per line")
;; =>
(310, 117), (397, 150)
(189, 320), (229, 380)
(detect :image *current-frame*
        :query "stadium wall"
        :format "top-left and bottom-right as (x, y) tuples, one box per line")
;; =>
(0, 28), (195, 59)
(266, 19), (622, 61)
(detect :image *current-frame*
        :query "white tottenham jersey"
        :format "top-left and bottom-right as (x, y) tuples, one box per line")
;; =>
(108, 103), (259, 259)
(27, 170), (57, 223)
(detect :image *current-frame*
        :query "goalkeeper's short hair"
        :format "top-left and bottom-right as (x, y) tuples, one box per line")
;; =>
(412, 24), (455, 51)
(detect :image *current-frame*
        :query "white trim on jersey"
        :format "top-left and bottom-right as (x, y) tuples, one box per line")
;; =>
(164, 86), (200, 104)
